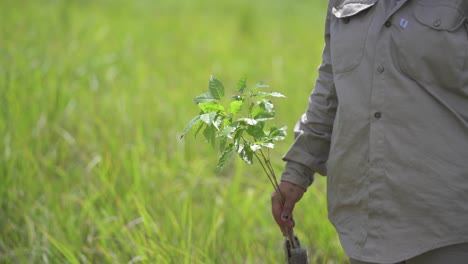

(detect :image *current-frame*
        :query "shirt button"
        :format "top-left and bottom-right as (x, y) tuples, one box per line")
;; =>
(374, 112), (382, 119)
(385, 21), (392, 27)
(433, 19), (441, 27)
(343, 17), (350, 24)
(377, 65), (385, 73)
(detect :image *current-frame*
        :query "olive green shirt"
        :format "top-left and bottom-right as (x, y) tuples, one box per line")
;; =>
(281, 0), (468, 262)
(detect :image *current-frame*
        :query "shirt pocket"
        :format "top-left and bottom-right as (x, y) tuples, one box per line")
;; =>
(392, 2), (468, 90)
(330, 0), (377, 74)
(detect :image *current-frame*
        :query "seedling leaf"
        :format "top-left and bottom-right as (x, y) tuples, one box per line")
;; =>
(209, 75), (224, 99)
(228, 100), (243, 114)
(216, 144), (235, 173)
(237, 76), (247, 93)
(239, 143), (254, 164)
(260, 142), (275, 149)
(198, 101), (225, 114)
(239, 118), (257, 126)
(254, 81), (269, 89)
(257, 91), (286, 98)
(250, 143), (262, 152)
(221, 124), (237, 139)
(269, 126), (287, 141)
(253, 99), (275, 119)
(180, 115), (201, 139)
(194, 92), (216, 104)
(246, 122), (266, 138)
(200, 112), (217, 125)
(203, 126), (216, 147)
(194, 122), (205, 138)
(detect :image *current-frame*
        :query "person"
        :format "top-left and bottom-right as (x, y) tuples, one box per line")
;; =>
(271, 0), (468, 263)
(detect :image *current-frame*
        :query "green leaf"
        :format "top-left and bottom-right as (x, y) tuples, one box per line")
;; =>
(268, 126), (287, 141)
(194, 92), (216, 104)
(256, 91), (286, 98)
(219, 135), (227, 153)
(199, 111), (223, 131)
(228, 100), (243, 114)
(203, 126), (216, 147)
(254, 81), (269, 89)
(248, 102), (255, 116)
(198, 101), (225, 114)
(209, 75), (224, 100)
(238, 143), (253, 165)
(212, 113), (223, 130)
(223, 117), (232, 128)
(269, 91), (286, 98)
(194, 122), (205, 138)
(216, 144), (234, 173)
(250, 143), (262, 152)
(253, 99), (275, 120)
(237, 76), (247, 93)
(180, 115), (201, 139)
(239, 118), (257, 126)
(221, 124), (237, 139)
(261, 100), (274, 113)
(259, 142), (275, 148)
(254, 115), (275, 122)
(233, 128), (244, 152)
(246, 121), (266, 138)
(200, 112), (217, 125)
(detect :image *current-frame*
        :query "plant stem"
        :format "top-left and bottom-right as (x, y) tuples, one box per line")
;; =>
(254, 150), (299, 247)
(259, 149), (280, 189)
(253, 152), (278, 193)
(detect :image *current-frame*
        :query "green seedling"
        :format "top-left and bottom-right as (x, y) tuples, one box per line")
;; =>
(181, 75), (309, 263)
(181, 75), (287, 193)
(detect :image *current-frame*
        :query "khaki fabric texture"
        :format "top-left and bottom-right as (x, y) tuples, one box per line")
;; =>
(350, 242), (468, 264)
(281, 0), (468, 263)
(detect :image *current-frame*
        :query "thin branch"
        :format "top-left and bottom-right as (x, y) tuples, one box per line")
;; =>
(253, 152), (277, 191)
(258, 149), (280, 190)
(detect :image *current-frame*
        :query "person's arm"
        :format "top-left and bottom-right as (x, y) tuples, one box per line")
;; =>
(272, 1), (337, 234)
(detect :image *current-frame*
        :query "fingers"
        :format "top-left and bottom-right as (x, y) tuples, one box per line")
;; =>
(271, 190), (296, 236)
(271, 181), (306, 236)
(281, 198), (296, 228)
(271, 191), (288, 235)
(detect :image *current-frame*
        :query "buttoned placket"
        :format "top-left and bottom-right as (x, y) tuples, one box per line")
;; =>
(364, 1), (401, 255)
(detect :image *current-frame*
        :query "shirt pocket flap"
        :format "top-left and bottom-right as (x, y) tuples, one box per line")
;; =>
(332, 0), (378, 18)
(414, 4), (466, 31)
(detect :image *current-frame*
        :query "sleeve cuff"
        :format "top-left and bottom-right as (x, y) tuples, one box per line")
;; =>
(280, 161), (315, 190)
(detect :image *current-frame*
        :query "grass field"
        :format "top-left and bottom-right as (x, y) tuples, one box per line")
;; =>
(1, 0), (348, 263)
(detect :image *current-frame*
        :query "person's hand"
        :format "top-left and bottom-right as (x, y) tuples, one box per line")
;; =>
(271, 181), (305, 236)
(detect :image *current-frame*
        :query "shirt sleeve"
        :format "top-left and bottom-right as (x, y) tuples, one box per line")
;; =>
(281, 2), (337, 188)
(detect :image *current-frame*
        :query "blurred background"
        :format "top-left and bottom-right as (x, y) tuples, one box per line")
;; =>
(0, 0), (347, 263)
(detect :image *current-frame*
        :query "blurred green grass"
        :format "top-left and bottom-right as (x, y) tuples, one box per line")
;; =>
(0, 0), (347, 263)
